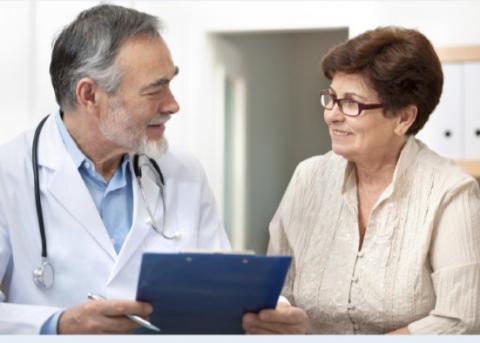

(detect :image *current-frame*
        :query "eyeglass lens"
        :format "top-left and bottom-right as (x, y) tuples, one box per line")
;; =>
(320, 93), (359, 116)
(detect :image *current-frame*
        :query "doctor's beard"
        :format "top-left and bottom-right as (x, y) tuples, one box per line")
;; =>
(100, 97), (170, 160)
(137, 124), (169, 161)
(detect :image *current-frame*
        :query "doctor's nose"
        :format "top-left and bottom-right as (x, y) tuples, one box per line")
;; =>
(160, 88), (180, 115)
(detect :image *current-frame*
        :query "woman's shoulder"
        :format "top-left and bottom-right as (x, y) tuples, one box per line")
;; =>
(286, 151), (347, 190)
(296, 151), (345, 174)
(414, 138), (476, 189)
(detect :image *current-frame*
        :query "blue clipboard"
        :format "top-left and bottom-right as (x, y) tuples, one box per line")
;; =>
(135, 252), (292, 334)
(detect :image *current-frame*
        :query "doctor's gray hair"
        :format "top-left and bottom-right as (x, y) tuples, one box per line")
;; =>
(49, 4), (163, 111)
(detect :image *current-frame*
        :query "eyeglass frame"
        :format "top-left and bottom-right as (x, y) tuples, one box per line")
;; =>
(319, 90), (384, 117)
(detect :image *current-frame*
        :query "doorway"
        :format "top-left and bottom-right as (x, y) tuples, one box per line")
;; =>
(212, 28), (348, 253)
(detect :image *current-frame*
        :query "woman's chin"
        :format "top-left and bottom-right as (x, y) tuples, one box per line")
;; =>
(331, 143), (353, 159)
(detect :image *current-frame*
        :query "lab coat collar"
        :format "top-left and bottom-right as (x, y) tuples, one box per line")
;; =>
(36, 114), (63, 170)
(37, 114), (118, 260)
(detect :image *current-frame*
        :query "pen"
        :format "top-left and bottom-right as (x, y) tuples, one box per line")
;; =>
(87, 293), (161, 332)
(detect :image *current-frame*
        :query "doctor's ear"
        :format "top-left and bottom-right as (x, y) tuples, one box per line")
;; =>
(75, 78), (103, 113)
(394, 105), (417, 136)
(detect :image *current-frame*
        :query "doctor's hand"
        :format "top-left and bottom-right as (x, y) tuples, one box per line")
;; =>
(58, 299), (153, 334)
(242, 302), (309, 334)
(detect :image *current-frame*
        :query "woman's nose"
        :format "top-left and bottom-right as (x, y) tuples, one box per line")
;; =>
(324, 102), (344, 124)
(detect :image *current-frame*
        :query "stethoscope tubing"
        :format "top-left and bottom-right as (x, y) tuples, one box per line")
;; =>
(32, 114), (175, 289)
(32, 115), (50, 259)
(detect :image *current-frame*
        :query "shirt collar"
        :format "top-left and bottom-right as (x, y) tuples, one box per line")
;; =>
(54, 110), (131, 187)
(54, 110), (86, 169)
(109, 155), (131, 190)
(341, 135), (419, 196)
(389, 135), (419, 189)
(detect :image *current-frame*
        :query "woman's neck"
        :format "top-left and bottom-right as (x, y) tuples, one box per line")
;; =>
(355, 137), (408, 192)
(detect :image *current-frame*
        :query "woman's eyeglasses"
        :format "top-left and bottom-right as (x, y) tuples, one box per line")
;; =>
(319, 90), (384, 117)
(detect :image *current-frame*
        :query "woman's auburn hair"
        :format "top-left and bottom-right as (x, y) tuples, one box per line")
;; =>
(321, 26), (443, 135)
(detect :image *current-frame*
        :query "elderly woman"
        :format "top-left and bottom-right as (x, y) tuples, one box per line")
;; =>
(243, 26), (480, 334)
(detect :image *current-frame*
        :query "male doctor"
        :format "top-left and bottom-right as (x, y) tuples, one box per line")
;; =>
(0, 4), (229, 334)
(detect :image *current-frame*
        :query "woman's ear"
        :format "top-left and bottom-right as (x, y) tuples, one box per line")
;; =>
(394, 105), (417, 136)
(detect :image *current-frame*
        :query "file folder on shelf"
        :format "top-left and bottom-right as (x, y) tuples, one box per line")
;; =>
(135, 252), (292, 334)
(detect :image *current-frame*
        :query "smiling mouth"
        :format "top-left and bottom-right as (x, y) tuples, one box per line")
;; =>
(332, 129), (353, 136)
(149, 115), (171, 126)
(147, 117), (168, 132)
(147, 123), (165, 132)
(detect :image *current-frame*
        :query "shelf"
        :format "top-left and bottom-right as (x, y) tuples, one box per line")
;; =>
(455, 160), (480, 179)
(435, 46), (480, 62)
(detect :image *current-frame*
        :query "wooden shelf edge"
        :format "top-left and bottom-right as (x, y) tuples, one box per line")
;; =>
(455, 160), (480, 179)
(436, 46), (480, 62)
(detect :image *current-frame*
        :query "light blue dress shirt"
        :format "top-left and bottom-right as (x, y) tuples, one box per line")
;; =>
(40, 111), (134, 334)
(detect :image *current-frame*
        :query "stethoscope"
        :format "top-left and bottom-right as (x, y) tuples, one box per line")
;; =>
(32, 115), (180, 289)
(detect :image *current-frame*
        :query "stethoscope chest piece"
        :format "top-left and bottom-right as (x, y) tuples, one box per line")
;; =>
(33, 258), (54, 289)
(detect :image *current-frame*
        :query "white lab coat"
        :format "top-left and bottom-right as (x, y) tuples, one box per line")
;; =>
(0, 115), (230, 333)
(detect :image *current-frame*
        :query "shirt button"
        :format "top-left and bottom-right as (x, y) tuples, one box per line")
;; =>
(348, 304), (356, 311)
(352, 277), (359, 283)
(353, 323), (360, 330)
(357, 251), (364, 258)
(84, 161), (91, 169)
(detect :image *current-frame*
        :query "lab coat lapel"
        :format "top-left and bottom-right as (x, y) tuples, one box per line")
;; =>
(48, 161), (117, 260)
(38, 115), (117, 260)
(108, 159), (163, 281)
